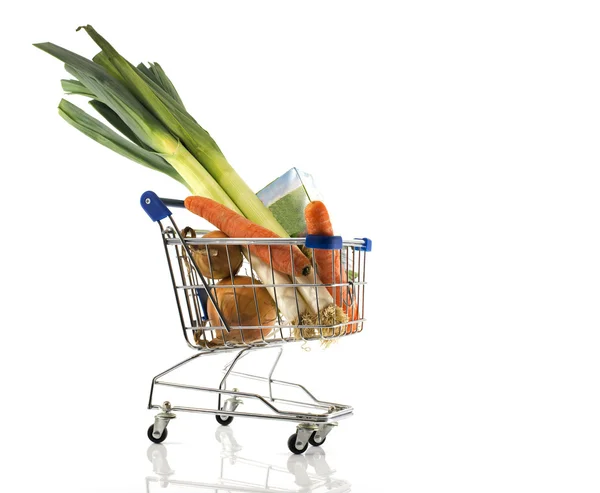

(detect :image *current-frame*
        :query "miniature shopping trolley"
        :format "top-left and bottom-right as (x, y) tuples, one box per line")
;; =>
(141, 191), (371, 454)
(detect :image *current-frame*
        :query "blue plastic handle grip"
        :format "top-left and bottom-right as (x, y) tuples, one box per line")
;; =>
(141, 191), (172, 222)
(305, 234), (343, 250)
(355, 237), (372, 251)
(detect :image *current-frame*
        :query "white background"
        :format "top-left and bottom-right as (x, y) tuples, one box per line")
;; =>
(2, 1), (600, 491)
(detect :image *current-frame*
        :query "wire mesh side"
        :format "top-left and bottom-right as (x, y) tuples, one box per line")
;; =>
(161, 228), (368, 350)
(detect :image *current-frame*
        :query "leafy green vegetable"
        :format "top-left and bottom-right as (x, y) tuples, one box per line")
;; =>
(58, 99), (186, 184)
(35, 26), (286, 235)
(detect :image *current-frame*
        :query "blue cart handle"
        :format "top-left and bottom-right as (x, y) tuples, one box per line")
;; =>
(141, 191), (183, 221)
(305, 234), (343, 250)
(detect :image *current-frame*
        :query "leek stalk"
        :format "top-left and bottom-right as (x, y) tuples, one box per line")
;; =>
(35, 41), (240, 213)
(77, 25), (288, 237)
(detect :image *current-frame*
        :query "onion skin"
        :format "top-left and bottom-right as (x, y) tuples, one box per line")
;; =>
(207, 276), (277, 345)
(190, 230), (243, 280)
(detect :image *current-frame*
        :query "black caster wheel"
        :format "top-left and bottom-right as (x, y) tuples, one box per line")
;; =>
(216, 414), (234, 426)
(288, 433), (309, 455)
(148, 424), (168, 444)
(308, 430), (326, 447)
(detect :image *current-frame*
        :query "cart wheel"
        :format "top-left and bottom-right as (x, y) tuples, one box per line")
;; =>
(216, 415), (234, 426)
(308, 430), (327, 447)
(288, 433), (309, 455)
(147, 424), (168, 444)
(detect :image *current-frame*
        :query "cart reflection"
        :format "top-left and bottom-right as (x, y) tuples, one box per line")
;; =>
(145, 425), (351, 492)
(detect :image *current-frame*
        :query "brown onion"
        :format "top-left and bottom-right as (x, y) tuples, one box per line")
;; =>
(207, 276), (277, 345)
(188, 230), (243, 280)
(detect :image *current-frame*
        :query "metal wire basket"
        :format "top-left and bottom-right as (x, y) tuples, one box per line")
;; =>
(165, 229), (369, 350)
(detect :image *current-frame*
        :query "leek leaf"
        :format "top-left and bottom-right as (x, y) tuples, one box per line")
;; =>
(139, 62), (185, 108)
(34, 42), (165, 151)
(77, 26), (287, 236)
(77, 25), (196, 154)
(61, 79), (95, 97)
(35, 43), (240, 210)
(88, 99), (151, 150)
(58, 99), (187, 185)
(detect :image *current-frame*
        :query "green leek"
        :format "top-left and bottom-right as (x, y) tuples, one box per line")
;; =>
(34, 41), (240, 213)
(58, 98), (186, 185)
(76, 25), (288, 237)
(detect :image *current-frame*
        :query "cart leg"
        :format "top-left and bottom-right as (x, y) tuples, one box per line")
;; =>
(215, 347), (257, 424)
(148, 352), (205, 409)
(218, 347), (254, 411)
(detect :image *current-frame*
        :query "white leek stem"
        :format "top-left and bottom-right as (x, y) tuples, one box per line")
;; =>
(248, 253), (308, 323)
(294, 273), (335, 318)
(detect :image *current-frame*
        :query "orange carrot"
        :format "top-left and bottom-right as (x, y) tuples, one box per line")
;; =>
(305, 200), (335, 237)
(304, 201), (357, 331)
(184, 196), (311, 277)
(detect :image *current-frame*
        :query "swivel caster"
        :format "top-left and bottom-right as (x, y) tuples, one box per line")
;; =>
(147, 424), (168, 444)
(216, 415), (234, 426)
(288, 433), (309, 455)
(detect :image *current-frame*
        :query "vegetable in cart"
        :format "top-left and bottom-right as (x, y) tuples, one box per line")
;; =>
(184, 196), (312, 277)
(305, 201), (358, 331)
(34, 24), (343, 335)
(182, 228), (243, 280)
(205, 276), (277, 346)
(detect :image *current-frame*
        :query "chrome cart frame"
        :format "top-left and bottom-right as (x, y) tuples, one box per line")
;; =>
(141, 192), (371, 454)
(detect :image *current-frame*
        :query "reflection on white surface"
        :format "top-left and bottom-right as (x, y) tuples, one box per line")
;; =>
(145, 426), (351, 492)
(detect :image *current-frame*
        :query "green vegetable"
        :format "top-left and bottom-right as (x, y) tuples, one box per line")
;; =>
(36, 39), (239, 212)
(34, 25), (286, 234)
(61, 79), (95, 97)
(58, 99), (186, 185)
(35, 26), (344, 331)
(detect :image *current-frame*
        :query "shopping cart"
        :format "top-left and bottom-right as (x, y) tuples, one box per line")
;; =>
(141, 191), (371, 454)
